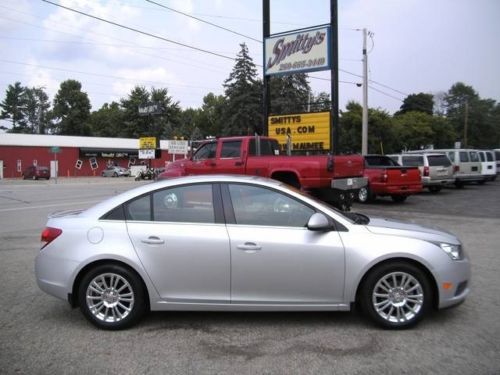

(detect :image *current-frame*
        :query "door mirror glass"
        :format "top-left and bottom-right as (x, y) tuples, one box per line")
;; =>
(307, 213), (332, 231)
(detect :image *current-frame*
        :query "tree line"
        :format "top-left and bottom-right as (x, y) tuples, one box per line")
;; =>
(1, 43), (499, 153)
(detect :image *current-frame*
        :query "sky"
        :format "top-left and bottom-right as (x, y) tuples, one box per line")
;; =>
(1, 0), (499, 131)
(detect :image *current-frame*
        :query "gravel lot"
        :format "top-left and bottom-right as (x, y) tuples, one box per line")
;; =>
(0, 177), (499, 374)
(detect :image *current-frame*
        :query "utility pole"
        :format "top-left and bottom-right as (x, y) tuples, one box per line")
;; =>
(361, 28), (369, 155)
(330, 0), (339, 154)
(464, 100), (469, 148)
(262, 0), (270, 136)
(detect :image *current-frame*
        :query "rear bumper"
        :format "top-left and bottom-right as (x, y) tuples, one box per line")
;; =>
(455, 174), (484, 183)
(331, 177), (368, 190)
(422, 177), (455, 186)
(370, 183), (422, 196)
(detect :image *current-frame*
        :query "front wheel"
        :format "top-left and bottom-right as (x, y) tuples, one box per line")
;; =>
(78, 264), (146, 330)
(359, 262), (432, 329)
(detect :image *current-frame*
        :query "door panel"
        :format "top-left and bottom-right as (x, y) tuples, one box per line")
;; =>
(227, 225), (345, 304)
(127, 222), (230, 303)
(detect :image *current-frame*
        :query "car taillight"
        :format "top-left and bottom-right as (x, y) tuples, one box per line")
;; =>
(423, 166), (429, 177)
(380, 173), (388, 182)
(454, 165), (459, 173)
(41, 227), (62, 249)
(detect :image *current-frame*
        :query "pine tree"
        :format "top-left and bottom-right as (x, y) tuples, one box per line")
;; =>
(222, 43), (262, 135)
(0, 82), (26, 132)
(52, 80), (91, 135)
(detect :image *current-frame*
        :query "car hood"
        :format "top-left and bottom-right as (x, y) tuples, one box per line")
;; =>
(365, 216), (459, 244)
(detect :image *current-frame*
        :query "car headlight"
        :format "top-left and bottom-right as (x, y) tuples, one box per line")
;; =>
(439, 243), (463, 260)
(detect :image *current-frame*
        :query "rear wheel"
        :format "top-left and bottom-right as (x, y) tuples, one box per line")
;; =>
(358, 186), (373, 203)
(391, 195), (407, 203)
(455, 181), (464, 188)
(78, 264), (146, 330)
(359, 262), (432, 329)
(428, 186), (442, 193)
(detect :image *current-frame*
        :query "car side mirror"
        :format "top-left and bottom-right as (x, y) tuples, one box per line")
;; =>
(307, 213), (332, 231)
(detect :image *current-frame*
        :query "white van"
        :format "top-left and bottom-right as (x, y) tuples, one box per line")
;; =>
(407, 149), (483, 187)
(477, 150), (496, 182)
(494, 149), (500, 174)
(388, 153), (454, 192)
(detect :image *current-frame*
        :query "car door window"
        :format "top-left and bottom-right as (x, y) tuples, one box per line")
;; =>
(153, 184), (215, 223)
(193, 143), (216, 161)
(402, 156), (423, 167)
(221, 141), (242, 158)
(459, 151), (469, 162)
(228, 184), (314, 227)
(469, 151), (479, 162)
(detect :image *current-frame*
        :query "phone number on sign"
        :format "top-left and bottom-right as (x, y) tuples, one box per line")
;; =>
(279, 58), (326, 71)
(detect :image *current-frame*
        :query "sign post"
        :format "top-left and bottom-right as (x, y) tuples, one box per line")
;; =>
(50, 146), (61, 184)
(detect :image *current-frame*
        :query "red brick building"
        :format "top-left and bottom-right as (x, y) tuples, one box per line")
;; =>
(0, 134), (178, 179)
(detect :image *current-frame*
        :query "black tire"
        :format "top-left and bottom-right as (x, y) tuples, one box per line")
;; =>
(357, 186), (373, 203)
(78, 264), (146, 330)
(113, 172), (118, 177)
(455, 181), (464, 189)
(428, 186), (442, 193)
(358, 261), (432, 329)
(391, 195), (407, 203)
(477, 180), (486, 185)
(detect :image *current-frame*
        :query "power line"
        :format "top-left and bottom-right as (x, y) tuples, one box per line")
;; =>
(0, 59), (220, 91)
(146, 0), (261, 43)
(369, 86), (403, 102)
(41, 0), (235, 61)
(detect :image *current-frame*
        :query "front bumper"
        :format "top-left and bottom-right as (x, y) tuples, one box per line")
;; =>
(436, 258), (471, 309)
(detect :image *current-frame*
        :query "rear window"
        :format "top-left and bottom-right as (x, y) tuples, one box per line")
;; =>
(249, 139), (280, 156)
(479, 152), (485, 162)
(447, 152), (455, 162)
(365, 156), (399, 167)
(495, 151), (500, 160)
(221, 141), (242, 158)
(459, 152), (469, 162)
(402, 156), (423, 167)
(486, 152), (494, 162)
(428, 155), (452, 167)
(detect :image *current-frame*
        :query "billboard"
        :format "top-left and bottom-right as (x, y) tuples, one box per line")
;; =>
(265, 25), (331, 76)
(268, 112), (331, 152)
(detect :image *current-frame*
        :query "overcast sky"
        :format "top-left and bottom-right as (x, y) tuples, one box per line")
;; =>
(1, 0), (499, 131)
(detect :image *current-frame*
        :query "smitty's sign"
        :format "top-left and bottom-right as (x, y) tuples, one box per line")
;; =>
(265, 25), (331, 76)
(268, 112), (331, 152)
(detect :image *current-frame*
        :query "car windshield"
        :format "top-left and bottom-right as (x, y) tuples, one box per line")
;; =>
(428, 155), (451, 167)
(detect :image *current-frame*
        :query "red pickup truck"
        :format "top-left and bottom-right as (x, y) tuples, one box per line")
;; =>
(159, 136), (367, 210)
(357, 155), (422, 203)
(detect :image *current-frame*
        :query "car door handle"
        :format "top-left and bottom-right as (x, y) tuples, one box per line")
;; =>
(237, 242), (262, 251)
(141, 236), (165, 245)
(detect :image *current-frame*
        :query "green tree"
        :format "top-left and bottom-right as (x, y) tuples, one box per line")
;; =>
(311, 92), (331, 112)
(222, 43), (262, 135)
(88, 102), (124, 137)
(0, 82), (26, 132)
(52, 80), (91, 135)
(120, 86), (150, 138)
(22, 87), (51, 134)
(197, 93), (226, 137)
(339, 101), (395, 154)
(270, 73), (311, 115)
(396, 93), (434, 115)
(392, 111), (434, 151)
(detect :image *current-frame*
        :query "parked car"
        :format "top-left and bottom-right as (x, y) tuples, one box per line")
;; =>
(35, 175), (470, 330)
(477, 150), (496, 182)
(358, 155), (422, 203)
(495, 149), (500, 174)
(388, 153), (454, 193)
(22, 165), (50, 180)
(101, 166), (130, 177)
(407, 149), (483, 188)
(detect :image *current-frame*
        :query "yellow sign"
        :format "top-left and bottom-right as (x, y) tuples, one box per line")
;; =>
(268, 112), (330, 152)
(139, 137), (157, 150)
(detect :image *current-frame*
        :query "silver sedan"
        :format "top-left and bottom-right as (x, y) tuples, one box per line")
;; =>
(35, 175), (470, 330)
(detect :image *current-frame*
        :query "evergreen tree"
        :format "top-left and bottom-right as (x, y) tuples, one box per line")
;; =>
(89, 102), (124, 137)
(0, 82), (26, 132)
(22, 87), (51, 134)
(222, 43), (262, 135)
(52, 80), (91, 135)
(270, 73), (311, 115)
(396, 93), (434, 116)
